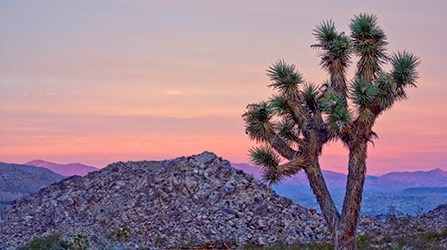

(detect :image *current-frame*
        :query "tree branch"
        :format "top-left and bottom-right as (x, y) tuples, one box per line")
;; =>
(276, 155), (307, 175)
(269, 135), (298, 160)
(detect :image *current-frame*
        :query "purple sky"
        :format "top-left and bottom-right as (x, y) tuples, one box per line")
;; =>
(1, 0), (446, 174)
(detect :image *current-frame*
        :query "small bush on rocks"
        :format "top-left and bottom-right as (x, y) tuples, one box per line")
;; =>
(19, 234), (70, 250)
(72, 234), (89, 250)
(109, 224), (131, 242)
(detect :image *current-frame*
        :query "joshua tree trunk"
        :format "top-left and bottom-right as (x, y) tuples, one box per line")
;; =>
(334, 141), (368, 250)
(305, 159), (340, 235)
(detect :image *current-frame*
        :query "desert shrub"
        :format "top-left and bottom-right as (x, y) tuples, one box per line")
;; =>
(242, 241), (263, 249)
(242, 240), (334, 250)
(19, 234), (70, 250)
(109, 223), (130, 242)
(356, 234), (374, 249)
(72, 234), (89, 250)
(389, 229), (447, 250)
(154, 235), (167, 247)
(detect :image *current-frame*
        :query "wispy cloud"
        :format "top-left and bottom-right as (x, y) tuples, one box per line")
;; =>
(165, 89), (182, 96)
(23, 92), (54, 96)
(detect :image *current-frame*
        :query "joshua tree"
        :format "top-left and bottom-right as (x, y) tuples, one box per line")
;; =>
(243, 14), (420, 249)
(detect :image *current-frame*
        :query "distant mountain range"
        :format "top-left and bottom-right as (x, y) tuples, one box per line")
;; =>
(232, 163), (447, 215)
(231, 163), (447, 191)
(26, 160), (98, 177)
(0, 162), (64, 210)
(19, 160), (447, 189)
(1, 159), (446, 215)
(368, 168), (447, 190)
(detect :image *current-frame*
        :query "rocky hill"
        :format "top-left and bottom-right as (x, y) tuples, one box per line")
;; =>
(0, 162), (64, 210)
(416, 204), (447, 231)
(355, 203), (447, 249)
(26, 160), (98, 176)
(0, 152), (328, 248)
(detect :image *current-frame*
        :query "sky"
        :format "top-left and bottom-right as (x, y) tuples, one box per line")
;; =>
(1, 0), (446, 175)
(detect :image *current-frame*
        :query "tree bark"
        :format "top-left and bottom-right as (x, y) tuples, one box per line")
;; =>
(334, 141), (368, 250)
(305, 158), (340, 234)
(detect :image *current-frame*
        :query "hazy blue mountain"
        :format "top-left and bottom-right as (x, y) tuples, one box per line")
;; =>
(26, 160), (98, 176)
(231, 163), (262, 179)
(366, 168), (447, 191)
(232, 163), (447, 190)
(0, 162), (64, 210)
(232, 163), (447, 215)
(403, 187), (447, 194)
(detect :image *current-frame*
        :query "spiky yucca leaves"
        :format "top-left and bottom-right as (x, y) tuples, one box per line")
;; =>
(372, 72), (396, 112)
(302, 83), (321, 113)
(312, 20), (351, 62)
(312, 20), (337, 46)
(249, 145), (306, 184)
(350, 77), (377, 108)
(267, 60), (303, 100)
(270, 95), (300, 124)
(245, 61), (321, 183)
(249, 145), (280, 169)
(366, 52), (420, 114)
(249, 145), (281, 183)
(302, 83), (326, 131)
(312, 20), (351, 95)
(391, 51), (421, 100)
(321, 92), (346, 113)
(331, 34), (351, 66)
(243, 102), (274, 143)
(350, 13), (388, 81)
(321, 92), (351, 137)
(278, 119), (299, 142)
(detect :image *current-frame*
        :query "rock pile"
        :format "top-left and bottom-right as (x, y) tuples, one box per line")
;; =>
(416, 204), (447, 231)
(0, 152), (328, 248)
(357, 204), (447, 237)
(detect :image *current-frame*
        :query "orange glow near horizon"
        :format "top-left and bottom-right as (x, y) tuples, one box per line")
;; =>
(1, 1), (446, 175)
